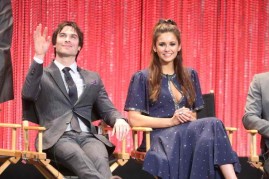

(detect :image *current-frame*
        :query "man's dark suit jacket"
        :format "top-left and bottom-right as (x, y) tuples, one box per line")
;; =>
(22, 61), (123, 155)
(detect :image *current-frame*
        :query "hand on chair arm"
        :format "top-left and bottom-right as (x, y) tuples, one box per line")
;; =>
(112, 119), (130, 141)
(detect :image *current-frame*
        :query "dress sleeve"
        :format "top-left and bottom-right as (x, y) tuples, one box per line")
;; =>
(124, 71), (149, 115)
(190, 69), (204, 111)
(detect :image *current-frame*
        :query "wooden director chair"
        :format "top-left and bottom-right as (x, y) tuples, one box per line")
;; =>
(22, 120), (64, 179)
(131, 91), (237, 163)
(196, 91), (237, 146)
(0, 122), (21, 175)
(99, 121), (130, 172)
(246, 129), (264, 172)
(22, 99), (129, 179)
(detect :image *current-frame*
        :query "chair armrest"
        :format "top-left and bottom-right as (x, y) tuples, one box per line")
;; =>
(22, 120), (46, 154)
(98, 121), (130, 172)
(225, 127), (237, 131)
(0, 123), (21, 128)
(97, 121), (129, 157)
(132, 127), (152, 152)
(246, 129), (259, 162)
(245, 129), (264, 171)
(225, 127), (237, 146)
(23, 126), (46, 131)
(0, 123), (21, 151)
(247, 129), (258, 134)
(132, 127), (153, 132)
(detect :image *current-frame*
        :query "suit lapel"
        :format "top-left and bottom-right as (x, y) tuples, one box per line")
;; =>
(47, 64), (96, 104)
(77, 68), (97, 101)
(78, 68), (89, 101)
(47, 62), (71, 103)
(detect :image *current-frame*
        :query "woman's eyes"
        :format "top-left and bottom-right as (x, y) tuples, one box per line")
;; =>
(159, 43), (176, 46)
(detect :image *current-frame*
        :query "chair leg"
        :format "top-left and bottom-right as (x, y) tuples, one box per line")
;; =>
(28, 159), (64, 179)
(110, 159), (129, 172)
(248, 161), (264, 172)
(40, 159), (64, 179)
(33, 162), (56, 179)
(110, 162), (119, 173)
(0, 160), (11, 174)
(0, 156), (20, 174)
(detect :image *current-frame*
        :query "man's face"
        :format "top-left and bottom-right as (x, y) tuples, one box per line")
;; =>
(55, 26), (81, 58)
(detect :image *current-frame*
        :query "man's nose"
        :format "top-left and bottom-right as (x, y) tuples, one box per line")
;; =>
(64, 36), (71, 42)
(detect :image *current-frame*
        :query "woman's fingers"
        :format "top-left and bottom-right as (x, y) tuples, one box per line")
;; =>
(176, 110), (192, 123)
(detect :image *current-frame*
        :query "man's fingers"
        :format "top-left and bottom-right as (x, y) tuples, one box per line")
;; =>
(35, 24), (41, 36)
(47, 35), (51, 43)
(116, 126), (121, 140)
(113, 119), (130, 140)
(116, 125), (130, 140)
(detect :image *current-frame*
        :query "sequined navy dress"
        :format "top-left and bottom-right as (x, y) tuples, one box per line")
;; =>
(124, 68), (240, 179)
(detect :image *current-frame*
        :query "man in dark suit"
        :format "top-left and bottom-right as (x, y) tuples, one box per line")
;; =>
(243, 72), (269, 179)
(22, 21), (130, 179)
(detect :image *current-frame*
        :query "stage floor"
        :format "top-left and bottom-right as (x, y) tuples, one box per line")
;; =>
(0, 157), (263, 179)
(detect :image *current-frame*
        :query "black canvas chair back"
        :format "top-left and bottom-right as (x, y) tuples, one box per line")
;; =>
(197, 92), (216, 119)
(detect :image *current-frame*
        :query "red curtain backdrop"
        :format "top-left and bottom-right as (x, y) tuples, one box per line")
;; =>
(1, 0), (269, 157)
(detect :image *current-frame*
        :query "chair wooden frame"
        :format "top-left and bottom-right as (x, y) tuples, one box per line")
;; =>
(22, 120), (130, 178)
(0, 123), (21, 175)
(226, 127), (237, 147)
(246, 129), (263, 172)
(131, 127), (152, 162)
(22, 120), (64, 179)
(99, 122), (130, 172)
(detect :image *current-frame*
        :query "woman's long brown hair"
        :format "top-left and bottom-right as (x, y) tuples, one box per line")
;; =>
(148, 19), (195, 106)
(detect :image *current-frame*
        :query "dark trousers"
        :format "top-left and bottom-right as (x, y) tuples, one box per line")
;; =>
(263, 159), (269, 179)
(47, 131), (111, 179)
(262, 149), (269, 179)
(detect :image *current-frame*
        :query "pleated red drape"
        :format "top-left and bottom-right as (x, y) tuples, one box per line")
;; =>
(0, 0), (269, 157)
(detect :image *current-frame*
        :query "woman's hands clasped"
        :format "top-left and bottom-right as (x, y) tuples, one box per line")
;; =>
(171, 107), (196, 126)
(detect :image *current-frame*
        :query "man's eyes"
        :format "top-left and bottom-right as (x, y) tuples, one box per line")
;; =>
(59, 33), (66, 37)
(59, 34), (78, 39)
(70, 35), (78, 39)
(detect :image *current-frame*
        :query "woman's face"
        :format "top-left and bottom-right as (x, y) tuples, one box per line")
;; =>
(153, 32), (181, 64)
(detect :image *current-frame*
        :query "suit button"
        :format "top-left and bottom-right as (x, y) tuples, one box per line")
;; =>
(31, 69), (35, 75)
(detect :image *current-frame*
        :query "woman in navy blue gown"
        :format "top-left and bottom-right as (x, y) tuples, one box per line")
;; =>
(124, 19), (240, 179)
